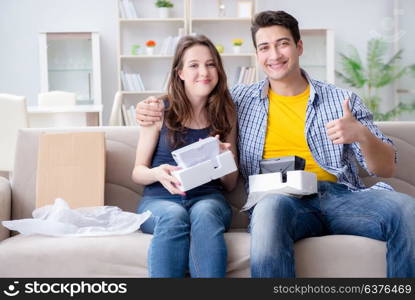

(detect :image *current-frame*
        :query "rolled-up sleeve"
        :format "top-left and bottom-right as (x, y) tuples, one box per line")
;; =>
(349, 93), (397, 176)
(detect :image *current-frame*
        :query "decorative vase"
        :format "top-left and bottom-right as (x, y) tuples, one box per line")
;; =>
(159, 7), (170, 18)
(146, 47), (155, 55)
(233, 46), (241, 54)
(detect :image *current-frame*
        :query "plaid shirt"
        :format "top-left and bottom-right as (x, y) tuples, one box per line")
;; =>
(231, 70), (396, 193)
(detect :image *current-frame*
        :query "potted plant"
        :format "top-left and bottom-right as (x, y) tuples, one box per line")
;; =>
(145, 40), (156, 55)
(232, 38), (243, 54)
(131, 44), (140, 56)
(336, 38), (415, 120)
(215, 44), (224, 54)
(155, 0), (173, 18)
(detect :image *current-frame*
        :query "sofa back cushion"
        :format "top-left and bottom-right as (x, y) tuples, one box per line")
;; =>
(359, 122), (415, 197)
(11, 122), (415, 229)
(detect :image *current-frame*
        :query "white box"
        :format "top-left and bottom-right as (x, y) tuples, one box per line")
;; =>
(172, 136), (219, 168)
(242, 171), (317, 211)
(171, 138), (237, 192)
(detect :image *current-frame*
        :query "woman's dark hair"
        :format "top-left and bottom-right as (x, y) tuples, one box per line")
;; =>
(164, 34), (236, 149)
(251, 10), (301, 48)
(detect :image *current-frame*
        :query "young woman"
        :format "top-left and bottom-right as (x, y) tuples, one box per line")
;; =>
(131, 35), (238, 278)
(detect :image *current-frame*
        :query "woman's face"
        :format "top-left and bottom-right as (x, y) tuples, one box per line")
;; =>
(178, 44), (219, 101)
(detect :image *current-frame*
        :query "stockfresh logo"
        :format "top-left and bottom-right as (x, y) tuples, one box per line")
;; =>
(3, 281), (20, 297)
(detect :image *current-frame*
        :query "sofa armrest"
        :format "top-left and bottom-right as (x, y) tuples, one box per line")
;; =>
(0, 177), (11, 241)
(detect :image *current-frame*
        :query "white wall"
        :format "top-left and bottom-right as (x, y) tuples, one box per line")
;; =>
(0, 0), (414, 123)
(258, 0), (415, 115)
(397, 0), (415, 120)
(0, 0), (118, 124)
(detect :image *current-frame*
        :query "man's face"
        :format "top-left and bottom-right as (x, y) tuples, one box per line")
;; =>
(255, 25), (303, 82)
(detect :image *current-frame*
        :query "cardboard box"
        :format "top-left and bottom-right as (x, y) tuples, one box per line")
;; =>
(171, 137), (237, 192)
(36, 132), (106, 208)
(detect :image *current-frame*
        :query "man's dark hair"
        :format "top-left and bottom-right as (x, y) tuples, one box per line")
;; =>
(251, 10), (301, 48)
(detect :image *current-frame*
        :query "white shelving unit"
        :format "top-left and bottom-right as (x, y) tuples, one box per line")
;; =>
(189, 0), (258, 89)
(300, 29), (335, 84)
(114, 0), (335, 126)
(38, 32), (102, 126)
(115, 0), (187, 126)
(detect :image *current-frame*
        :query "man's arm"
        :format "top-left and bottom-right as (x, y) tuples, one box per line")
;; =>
(356, 126), (396, 177)
(136, 97), (164, 126)
(326, 98), (396, 178)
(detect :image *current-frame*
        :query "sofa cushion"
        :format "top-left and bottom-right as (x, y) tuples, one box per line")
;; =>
(294, 235), (386, 277)
(0, 230), (250, 278)
(0, 230), (385, 278)
(0, 232), (151, 277)
(360, 122), (415, 197)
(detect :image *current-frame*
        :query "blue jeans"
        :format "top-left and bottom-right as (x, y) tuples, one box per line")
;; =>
(249, 181), (415, 277)
(137, 193), (232, 278)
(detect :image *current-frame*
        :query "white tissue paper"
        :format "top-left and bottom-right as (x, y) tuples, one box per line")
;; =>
(2, 198), (151, 237)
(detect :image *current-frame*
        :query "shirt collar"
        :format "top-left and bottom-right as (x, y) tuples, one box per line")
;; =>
(259, 68), (318, 103)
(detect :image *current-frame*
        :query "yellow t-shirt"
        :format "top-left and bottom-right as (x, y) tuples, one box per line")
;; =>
(263, 85), (337, 182)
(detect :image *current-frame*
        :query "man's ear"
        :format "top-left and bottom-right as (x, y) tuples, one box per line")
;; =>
(297, 40), (304, 56)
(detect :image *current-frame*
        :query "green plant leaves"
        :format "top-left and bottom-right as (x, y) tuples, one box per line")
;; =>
(336, 38), (415, 120)
(335, 52), (366, 88)
(155, 0), (173, 8)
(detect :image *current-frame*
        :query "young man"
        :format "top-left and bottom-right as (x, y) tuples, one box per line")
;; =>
(135, 11), (415, 277)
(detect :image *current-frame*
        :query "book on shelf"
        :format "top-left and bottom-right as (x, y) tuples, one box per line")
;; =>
(236, 66), (246, 85)
(121, 104), (138, 126)
(119, 0), (127, 19)
(121, 104), (129, 126)
(127, 73), (140, 91)
(233, 66), (256, 86)
(161, 70), (171, 91)
(125, 72), (136, 91)
(249, 67), (256, 84)
(159, 35), (182, 55)
(128, 105), (138, 126)
(137, 73), (145, 91)
(121, 71), (145, 91)
(243, 67), (251, 84)
(120, 71), (130, 91)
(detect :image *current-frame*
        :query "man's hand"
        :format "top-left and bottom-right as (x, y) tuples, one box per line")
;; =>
(326, 99), (395, 177)
(325, 99), (366, 144)
(135, 97), (164, 126)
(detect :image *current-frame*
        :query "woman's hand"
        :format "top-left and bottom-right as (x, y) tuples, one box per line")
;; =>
(152, 164), (185, 196)
(213, 134), (238, 192)
(214, 135), (231, 153)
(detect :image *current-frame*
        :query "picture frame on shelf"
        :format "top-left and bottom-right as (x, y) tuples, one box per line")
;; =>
(237, 1), (253, 18)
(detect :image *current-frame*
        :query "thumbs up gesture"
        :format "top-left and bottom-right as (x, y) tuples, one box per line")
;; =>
(325, 99), (365, 144)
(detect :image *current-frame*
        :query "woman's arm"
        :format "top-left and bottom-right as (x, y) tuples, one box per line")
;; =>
(131, 123), (161, 186)
(219, 117), (239, 192)
(131, 111), (184, 195)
